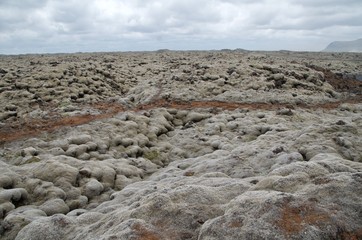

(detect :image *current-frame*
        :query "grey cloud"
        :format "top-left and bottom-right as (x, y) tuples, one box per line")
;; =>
(0, 0), (361, 54)
(121, 0), (224, 35)
(289, 0), (361, 6)
(0, 0), (45, 9)
(237, 0), (362, 38)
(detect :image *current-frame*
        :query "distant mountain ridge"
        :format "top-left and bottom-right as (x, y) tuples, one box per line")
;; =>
(323, 38), (362, 52)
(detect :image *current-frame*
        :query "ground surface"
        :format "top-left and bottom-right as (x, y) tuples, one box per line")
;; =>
(0, 50), (361, 239)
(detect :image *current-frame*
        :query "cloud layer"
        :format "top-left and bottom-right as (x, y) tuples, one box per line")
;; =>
(1, 0), (361, 54)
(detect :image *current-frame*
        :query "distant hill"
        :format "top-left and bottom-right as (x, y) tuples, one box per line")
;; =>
(323, 38), (362, 52)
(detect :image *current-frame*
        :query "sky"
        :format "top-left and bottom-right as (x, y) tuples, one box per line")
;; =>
(0, 0), (361, 54)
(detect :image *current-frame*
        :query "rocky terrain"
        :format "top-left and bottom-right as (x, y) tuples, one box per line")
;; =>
(0, 50), (361, 239)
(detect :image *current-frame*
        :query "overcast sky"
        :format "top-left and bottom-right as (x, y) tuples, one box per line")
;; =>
(0, 0), (361, 54)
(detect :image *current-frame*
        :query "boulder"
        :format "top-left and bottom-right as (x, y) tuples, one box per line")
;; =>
(82, 179), (104, 199)
(39, 198), (70, 216)
(32, 160), (79, 186)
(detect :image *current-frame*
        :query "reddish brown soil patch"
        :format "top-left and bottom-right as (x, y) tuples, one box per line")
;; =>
(229, 220), (243, 228)
(276, 202), (362, 239)
(1, 114), (105, 143)
(340, 229), (362, 240)
(326, 71), (362, 95)
(276, 203), (331, 235)
(136, 99), (279, 111)
(308, 65), (362, 95)
(0, 97), (361, 145)
(131, 223), (161, 240)
(0, 103), (124, 144)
